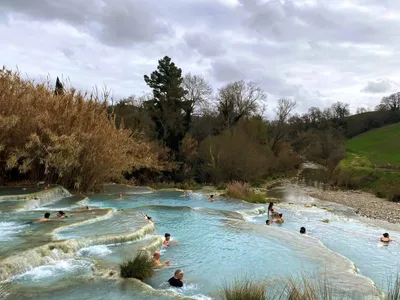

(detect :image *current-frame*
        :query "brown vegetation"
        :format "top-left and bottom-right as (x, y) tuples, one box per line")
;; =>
(4, 54), (400, 192)
(0, 68), (170, 191)
(226, 181), (267, 203)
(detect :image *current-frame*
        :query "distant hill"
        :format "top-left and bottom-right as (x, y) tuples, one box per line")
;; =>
(346, 123), (400, 166)
(345, 110), (400, 138)
(333, 123), (400, 202)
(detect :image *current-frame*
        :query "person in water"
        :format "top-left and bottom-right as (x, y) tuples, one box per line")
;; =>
(300, 227), (306, 234)
(168, 269), (184, 287)
(266, 220), (271, 226)
(142, 213), (154, 223)
(163, 233), (178, 247)
(209, 195), (215, 202)
(184, 191), (189, 197)
(153, 251), (170, 268)
(381, 233), (394, 243)
(270, 209), (280, 218)
(268, 202), (274, 217)
(274, 213), (284, 223)
(35, 212), (51, 223)
(75, 205), (89, 211)
(57, 211), (68, 218)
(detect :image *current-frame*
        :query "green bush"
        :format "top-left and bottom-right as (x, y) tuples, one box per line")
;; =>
(221, 277), (267, 300)
(120, 251), (154, 280)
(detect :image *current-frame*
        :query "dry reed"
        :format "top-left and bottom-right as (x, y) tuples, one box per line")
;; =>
(226, 181), (268, 203)
(0, 68), (170, 191)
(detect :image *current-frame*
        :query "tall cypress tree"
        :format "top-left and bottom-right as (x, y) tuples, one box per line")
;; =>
(54, 77), (64, 95)
(143, 56), (191, 155)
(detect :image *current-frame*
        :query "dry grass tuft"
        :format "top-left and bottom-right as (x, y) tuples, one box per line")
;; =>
(221, 276), (267, 300)
(0, 68), (171, 191)
(120, 251), (154, 280)
(226, 181), (268, 203)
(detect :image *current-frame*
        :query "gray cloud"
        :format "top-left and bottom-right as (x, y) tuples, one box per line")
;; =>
(1, 0), (400, 115)
(361, 79), (392, 94)
(184, 32), (226, 57)
(0, 0), (173, 46)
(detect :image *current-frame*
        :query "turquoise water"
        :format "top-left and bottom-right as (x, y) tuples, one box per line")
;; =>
(1, 185), (399, 299)
(250, 203), (400, 289)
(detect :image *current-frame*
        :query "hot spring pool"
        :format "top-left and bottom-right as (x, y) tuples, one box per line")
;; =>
(0, 185), (399, 299)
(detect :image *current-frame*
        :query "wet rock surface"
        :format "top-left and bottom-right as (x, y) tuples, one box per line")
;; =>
(301, 185), (400, 224)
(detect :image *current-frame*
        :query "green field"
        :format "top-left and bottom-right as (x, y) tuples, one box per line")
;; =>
(346, 123), (400, 166)
(333, 123), (400, 201)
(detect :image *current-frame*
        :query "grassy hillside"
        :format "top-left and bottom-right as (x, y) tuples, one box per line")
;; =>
(346, 123), (400, 166)
(333, 123), (400, 201)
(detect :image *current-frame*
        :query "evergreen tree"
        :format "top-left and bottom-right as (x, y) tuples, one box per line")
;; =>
(54, 77), (64, 95)
(143, 56), (191, 155)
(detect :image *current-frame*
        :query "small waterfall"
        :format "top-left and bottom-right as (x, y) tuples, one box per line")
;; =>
(236, 206), (266, 219)
(0, 186), (72, 211)
(0, 221), (156, 281)
(22, 186), (72, 209)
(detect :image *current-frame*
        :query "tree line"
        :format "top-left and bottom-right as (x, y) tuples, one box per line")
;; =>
(1, 57), (399, 191)
(111, 56), (400, 186)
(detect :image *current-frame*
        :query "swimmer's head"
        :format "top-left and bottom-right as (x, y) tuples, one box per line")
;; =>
(84, 205), (89, 210)
(57, 211), (65, 217)
(279, 213), (283, 218)
(175, 269), (184, 279)
(266, 220), (271, 225)
(44, 212), (50, 219)
(300, 227), (306, 234)
(153, 252), (160, 259)
(165, 233), (171, 240)
(383, 233), (389, 238)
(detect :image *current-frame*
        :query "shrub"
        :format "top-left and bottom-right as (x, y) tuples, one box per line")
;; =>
(197, 126), (273, 183)
(387, 272), (400, 300)
(0, 68), (170, 191)
(226, 181), (268, 203)
(221, 276), (267, 300)
(120, 251), (154, 280)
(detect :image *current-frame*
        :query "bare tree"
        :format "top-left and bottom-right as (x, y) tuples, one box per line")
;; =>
(182, 73), (213, 115)
(217, 80), (266, 128)
(331, 102), (350, 120)
(356, 107), (369, 114)
(270, 98), (297, 152)
(380, 92), (400, 111)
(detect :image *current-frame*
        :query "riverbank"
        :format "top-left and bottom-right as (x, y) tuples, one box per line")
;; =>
(290, 183), (400, 224)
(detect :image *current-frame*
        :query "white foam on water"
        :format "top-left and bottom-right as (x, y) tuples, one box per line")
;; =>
(0, 222), (28, 241)
(159, 282), (211, 299)
(12, 259), (92, 282)
(77, 245), (113, 257)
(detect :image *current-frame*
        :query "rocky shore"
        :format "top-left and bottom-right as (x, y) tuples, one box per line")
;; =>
(299, 185), (400, 224)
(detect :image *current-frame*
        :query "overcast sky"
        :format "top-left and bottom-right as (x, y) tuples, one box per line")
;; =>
(1, 0), (400, 114)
